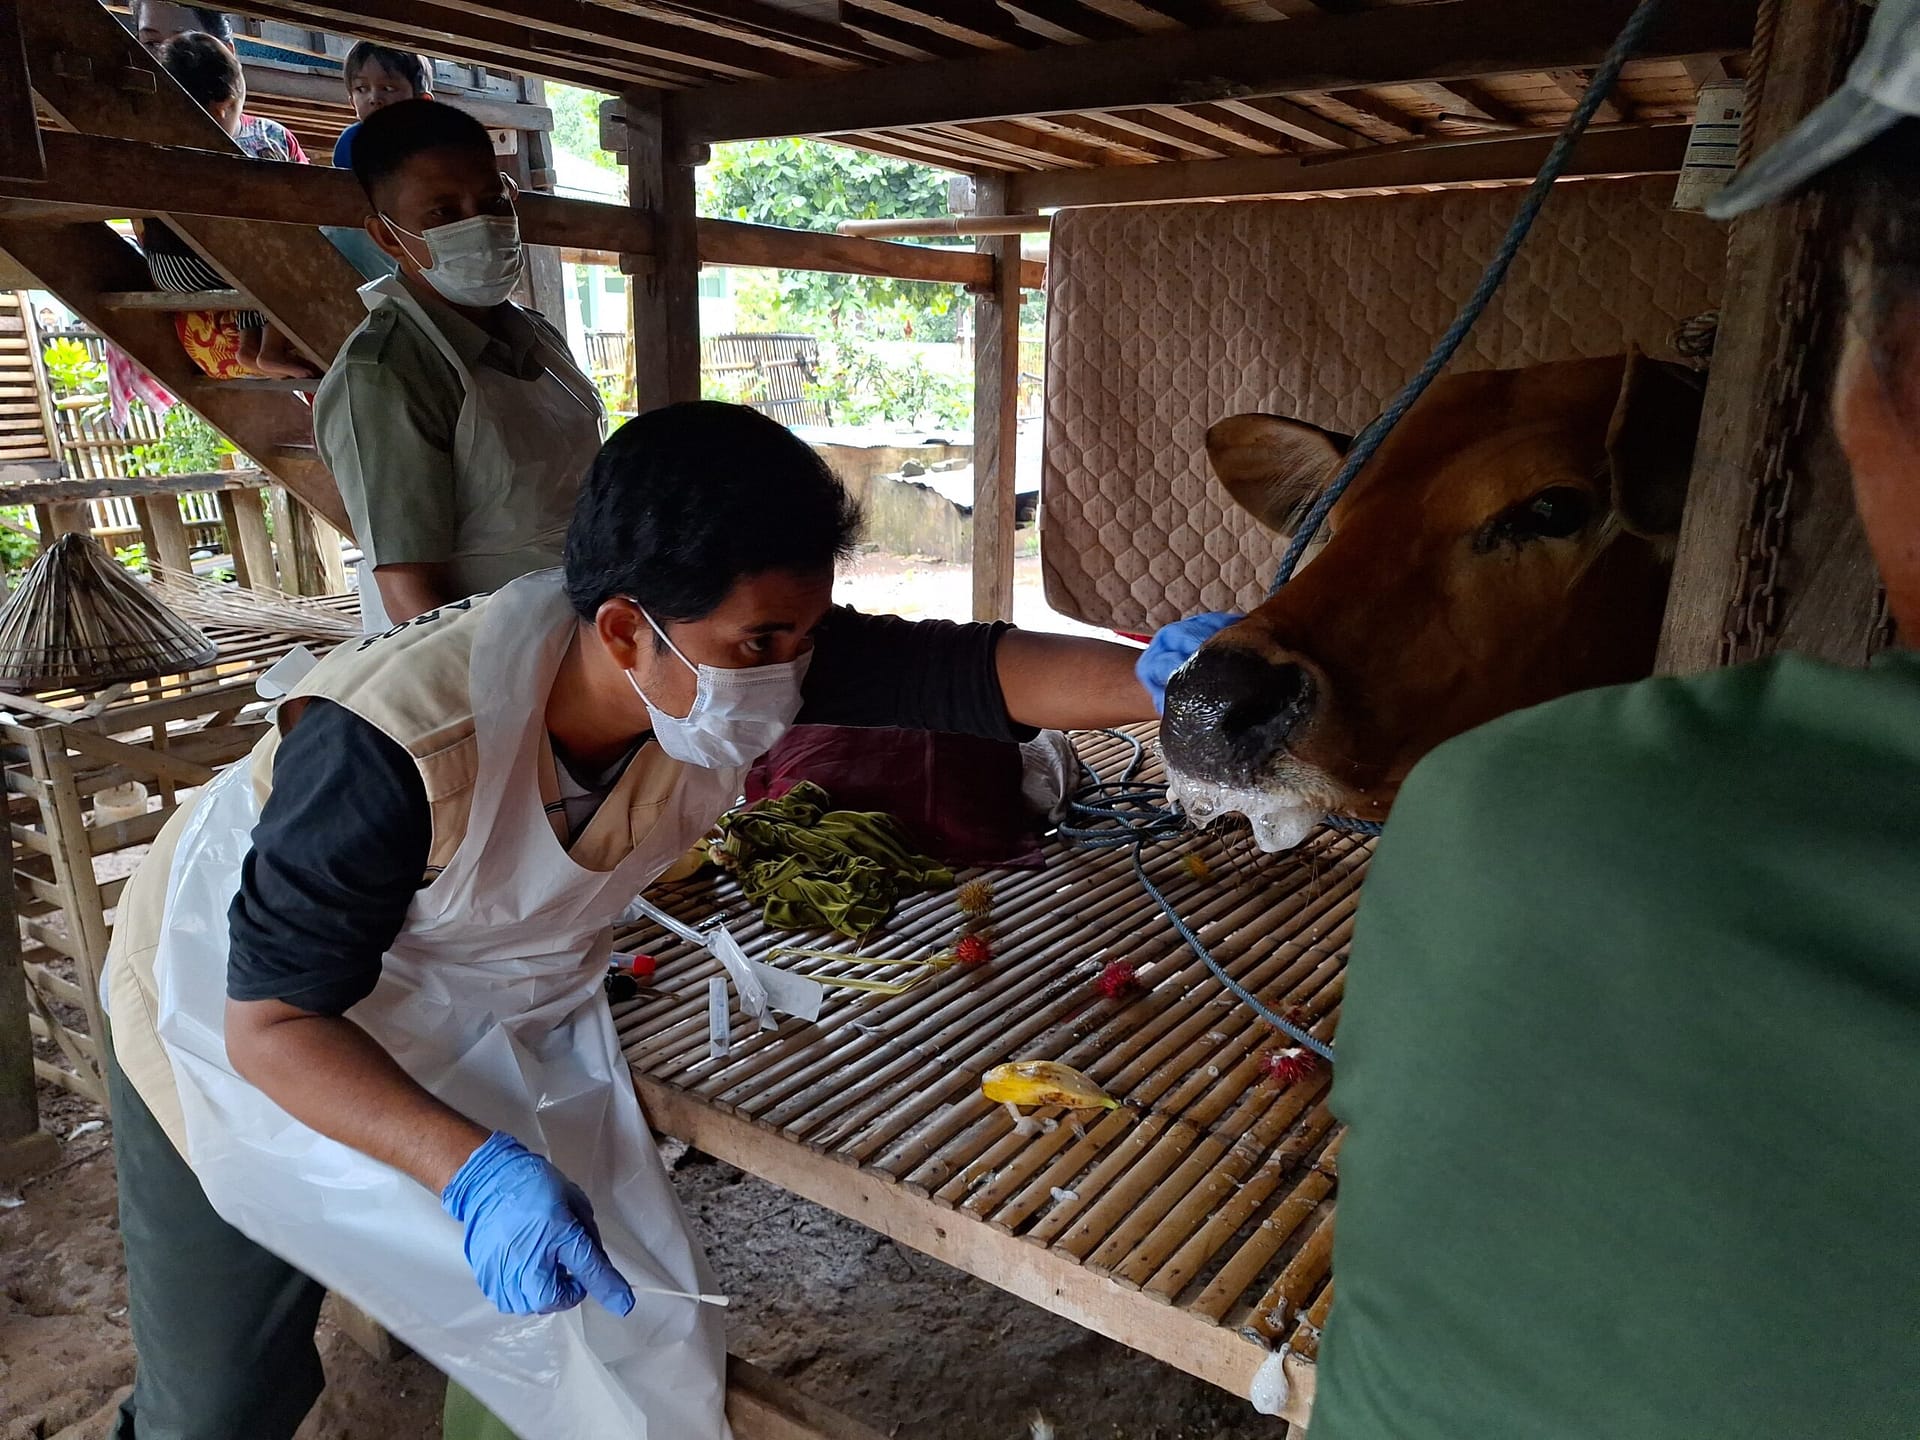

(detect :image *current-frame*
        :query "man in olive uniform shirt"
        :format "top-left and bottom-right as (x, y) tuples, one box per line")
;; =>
(315, 100), (601, 629)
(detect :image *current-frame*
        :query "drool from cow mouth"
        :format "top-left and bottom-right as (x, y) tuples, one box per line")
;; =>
(1164, 769), (1336, 854)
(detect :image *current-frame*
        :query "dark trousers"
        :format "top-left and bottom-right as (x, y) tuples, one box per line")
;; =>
(106, 1044), (327, 1440)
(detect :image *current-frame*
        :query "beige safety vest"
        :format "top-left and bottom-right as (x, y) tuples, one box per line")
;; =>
(105, 593), (684, 1153)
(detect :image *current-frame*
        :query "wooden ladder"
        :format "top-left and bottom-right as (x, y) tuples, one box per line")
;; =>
(0, 0), (366, 534)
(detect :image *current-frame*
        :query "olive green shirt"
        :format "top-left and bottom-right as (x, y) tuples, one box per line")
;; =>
(312, 282), (602, 576)
(1315, 650), (1920, 1440)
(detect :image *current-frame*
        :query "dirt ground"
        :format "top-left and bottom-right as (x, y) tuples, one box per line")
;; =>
(2, 1095), (1284, 1440)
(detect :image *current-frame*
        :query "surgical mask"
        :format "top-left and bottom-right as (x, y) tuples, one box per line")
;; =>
(382, 211), (524, 308)
(625, 607), (811, 769)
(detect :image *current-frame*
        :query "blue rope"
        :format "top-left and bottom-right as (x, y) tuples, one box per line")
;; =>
(1061, 733), (1336, 1061)
(1267, 0), (1670, 595)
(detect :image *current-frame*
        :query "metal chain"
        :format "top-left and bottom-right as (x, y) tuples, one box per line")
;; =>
(1720, 192), (1829, 665)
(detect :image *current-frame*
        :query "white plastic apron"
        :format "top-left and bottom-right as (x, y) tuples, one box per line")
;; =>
(154, 572), (743, 1439)
(355, 276), (603, 634)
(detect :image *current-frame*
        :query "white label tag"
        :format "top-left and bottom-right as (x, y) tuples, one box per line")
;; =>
(255, 644), (319, 700)
(707, 976), (731, 1060)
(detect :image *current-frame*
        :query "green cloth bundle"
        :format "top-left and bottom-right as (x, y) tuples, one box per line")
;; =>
(713, 781), (953, 938)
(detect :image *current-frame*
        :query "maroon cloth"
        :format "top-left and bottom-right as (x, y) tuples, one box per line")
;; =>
(747, 725), (1044, 868)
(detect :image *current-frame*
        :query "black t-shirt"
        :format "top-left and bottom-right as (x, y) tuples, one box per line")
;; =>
(226, 608), (1029, 1014)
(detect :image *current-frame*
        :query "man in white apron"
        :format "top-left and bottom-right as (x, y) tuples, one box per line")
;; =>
(314, 99), (604, 632)
(103, 401), (1209, 1440)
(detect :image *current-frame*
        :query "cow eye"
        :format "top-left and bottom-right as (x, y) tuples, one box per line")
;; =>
(1476, 486), (1593, 552)
(1520, 487), (1592, 538)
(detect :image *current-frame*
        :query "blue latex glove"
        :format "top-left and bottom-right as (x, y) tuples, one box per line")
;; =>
(1136, 612), (1243, 714)
(441, 1132), (637, 1317)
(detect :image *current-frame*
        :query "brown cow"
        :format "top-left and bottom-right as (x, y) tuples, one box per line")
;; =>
(1159, 352), (1703, 850)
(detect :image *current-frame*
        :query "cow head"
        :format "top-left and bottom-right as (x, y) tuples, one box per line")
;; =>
(1160, 352), (1702, 850)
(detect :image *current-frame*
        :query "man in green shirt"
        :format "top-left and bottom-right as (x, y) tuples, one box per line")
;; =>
(315, 100), (602, 629)
(1312, 7), (1920, 1436)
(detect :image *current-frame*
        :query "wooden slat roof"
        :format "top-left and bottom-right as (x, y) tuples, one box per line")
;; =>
(216, 0), (1752, 186)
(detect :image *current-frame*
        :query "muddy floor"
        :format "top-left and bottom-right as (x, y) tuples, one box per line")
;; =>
(2, 1093), (1284, 1440)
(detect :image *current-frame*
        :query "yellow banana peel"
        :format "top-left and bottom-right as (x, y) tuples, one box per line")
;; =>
(982, 1060), (1119, 1111)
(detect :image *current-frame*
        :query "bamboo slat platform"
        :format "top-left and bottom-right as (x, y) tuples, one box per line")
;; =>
(616, 726), (1367, 1429)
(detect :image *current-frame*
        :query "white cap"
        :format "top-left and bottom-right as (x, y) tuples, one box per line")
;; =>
(1709, 0), (1920, 218)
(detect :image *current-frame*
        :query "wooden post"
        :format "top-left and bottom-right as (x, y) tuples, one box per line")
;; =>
(43, 502), (90, 541)
(267, 484), (308, 594)
(23, 725), (110, 1107)
(219, 487), (277, 594)
(623, 91), (702, 412)
(0, 819), (59, 1182)
(969, 174), (1025, 623)
(278, 494), (346, 597)
(134, 495), (194, 581)
(1657, 0), (1876, 673)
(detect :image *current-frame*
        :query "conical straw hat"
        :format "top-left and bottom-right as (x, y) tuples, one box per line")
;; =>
(0, 533), (219, 693)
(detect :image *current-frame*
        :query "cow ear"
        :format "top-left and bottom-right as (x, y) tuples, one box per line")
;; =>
(1606, 348), (1705, 538)
(1205, 414), (1350, 537)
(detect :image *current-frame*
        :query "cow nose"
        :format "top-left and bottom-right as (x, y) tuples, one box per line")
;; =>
(1161, 646), (1318, 785)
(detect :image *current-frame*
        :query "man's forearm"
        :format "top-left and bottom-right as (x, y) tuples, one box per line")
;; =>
(226, 997), (489, 1194)
(995, 630), (1155, 730)
(373, 562), (454, 624)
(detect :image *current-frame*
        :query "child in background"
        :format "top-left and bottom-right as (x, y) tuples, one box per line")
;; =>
(332, 43), (433, 170)
(144, 33), (317, 379)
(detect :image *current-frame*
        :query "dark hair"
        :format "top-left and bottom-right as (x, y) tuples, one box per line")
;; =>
(343, 41), (430, 96)
(1824, 117), (1920, 381)
(157, 31), (243, 110)
(349, 99), (493, 205)
(138, 3), (232, 43)
(565, 402), (864, 622)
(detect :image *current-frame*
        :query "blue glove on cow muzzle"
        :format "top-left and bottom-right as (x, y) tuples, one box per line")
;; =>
(1136, 611), (1244, 715)
(442, 1131), (637, 1318)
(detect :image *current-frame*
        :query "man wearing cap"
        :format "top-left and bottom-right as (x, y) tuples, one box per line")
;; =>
(1308, 5), (1920, 1437)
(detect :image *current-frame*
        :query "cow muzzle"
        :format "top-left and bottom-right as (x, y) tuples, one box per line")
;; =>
(1160, 644), (1341, 852)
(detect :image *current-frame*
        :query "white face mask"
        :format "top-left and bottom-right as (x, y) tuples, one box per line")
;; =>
(625, 607), (811, 769)
(383, 211), (524, 308)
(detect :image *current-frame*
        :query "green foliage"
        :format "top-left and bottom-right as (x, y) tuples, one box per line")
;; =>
(700, 139), (961, 341)
(41, 338), (103, 398)
(0, 508), (39, 571)
(546, 84), (623, 177)
(128, 406), (236, 478)
(113, 542), (150, 576)
(809, 341), (970, 431)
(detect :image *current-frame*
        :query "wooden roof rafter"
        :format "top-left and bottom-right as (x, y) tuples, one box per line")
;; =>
(195, 0), (1751, 206)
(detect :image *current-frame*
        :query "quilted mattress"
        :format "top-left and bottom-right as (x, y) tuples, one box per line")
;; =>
(1040, 176), (1727, 632)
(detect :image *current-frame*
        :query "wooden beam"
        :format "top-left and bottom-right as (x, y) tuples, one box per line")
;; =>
(703, 217), (1044, 288)
(667, 0), (1758, 143)
(1216, 96), (1367, 151)
(970, 175), (1021, 624)
(1658, 0), (1872, 673)
(0, 468), (267, 507)
(0, 0), (44, 184)
(726, 1357), (891, 1440)
(1544, 68), (1626, 126)
(239, 0), (809, 83)
(230, 0), (703, 91)
(241, 65), (556, 133)
(1008, 122), (1690, 209)
(8, 131), (657, 254)
(625, 93), (702, 412)
(9, 132), (1048, 287)
(637, 1071), (1317, 1426)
